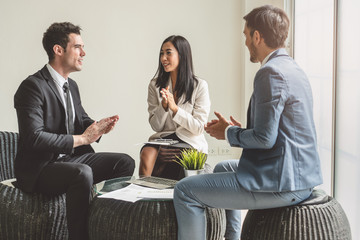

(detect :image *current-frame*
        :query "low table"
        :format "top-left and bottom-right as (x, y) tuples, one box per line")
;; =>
(88, 176), (226, 240)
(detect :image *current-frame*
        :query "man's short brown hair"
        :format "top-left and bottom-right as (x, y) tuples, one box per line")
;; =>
(42, 22), (82, 61)
(244, 5), (289, 49)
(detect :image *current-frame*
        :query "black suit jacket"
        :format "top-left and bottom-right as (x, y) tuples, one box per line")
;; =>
(14, 66), (95, 192)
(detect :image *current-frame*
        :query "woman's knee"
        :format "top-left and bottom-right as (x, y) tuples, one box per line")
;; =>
(140, 147), (158, 162)
(139, 147), (158, 175)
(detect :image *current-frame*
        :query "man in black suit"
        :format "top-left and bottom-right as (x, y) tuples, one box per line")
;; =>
(14, 22), (135, 240)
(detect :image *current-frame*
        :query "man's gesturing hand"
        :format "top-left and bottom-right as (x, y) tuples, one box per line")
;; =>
(204, 111), (230, 140)
(73, 115), (120, 147)
(97, 115), (119, 134)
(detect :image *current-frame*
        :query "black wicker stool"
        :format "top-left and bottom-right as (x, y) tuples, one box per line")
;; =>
(0, 184), (68, 240)
(241, 189), (351, 240)
(0, 131), (68, 240)
(88, 197), (225, 240)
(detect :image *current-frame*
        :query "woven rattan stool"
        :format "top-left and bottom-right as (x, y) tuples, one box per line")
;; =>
(241, 189), (351, 240)
(88, 197), (225, 240)
(0, 131), (68, 240)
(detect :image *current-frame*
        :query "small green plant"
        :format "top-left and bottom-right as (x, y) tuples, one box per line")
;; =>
(174, 148), (207, 170)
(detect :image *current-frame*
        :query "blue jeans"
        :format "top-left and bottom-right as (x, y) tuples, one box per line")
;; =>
(173, 159), (313, 240)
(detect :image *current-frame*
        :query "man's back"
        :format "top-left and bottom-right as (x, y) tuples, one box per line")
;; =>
(235, 48), (323, 192)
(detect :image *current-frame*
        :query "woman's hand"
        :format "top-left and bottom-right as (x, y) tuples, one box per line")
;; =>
(161, 86), (169, 110)
(160, 86), (178, 115)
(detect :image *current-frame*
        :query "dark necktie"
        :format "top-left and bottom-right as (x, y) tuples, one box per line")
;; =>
(63, 82), (75, 134)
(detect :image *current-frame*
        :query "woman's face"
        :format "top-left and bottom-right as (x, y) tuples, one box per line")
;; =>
(160, 41), (179, 73)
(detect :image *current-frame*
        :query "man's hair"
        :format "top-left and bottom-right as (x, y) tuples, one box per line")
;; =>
(243, 5), (289, 48)
(42, 22), (82, 61)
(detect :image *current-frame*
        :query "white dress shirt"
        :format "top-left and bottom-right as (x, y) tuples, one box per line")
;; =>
(46, 64), (75, 127)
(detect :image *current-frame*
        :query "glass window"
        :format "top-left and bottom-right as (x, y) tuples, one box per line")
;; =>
(335, 0), (360, 239)
(293, 0), (360, 238)
(294, 0), (334, 195)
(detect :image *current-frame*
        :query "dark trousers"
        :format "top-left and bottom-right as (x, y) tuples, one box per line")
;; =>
(34, 152), (135, 240)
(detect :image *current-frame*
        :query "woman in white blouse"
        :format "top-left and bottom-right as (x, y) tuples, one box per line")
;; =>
(139, 35), (211, 176)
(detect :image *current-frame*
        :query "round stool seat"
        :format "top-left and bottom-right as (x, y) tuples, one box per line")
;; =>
(0, 183), (68, 240)
(241, 189), (351, 240)
(88, 197), (225, 240)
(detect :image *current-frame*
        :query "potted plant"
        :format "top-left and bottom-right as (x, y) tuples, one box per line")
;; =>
(175, 148), (207, 177)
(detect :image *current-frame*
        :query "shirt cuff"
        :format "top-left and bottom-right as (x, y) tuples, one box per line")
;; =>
(225, 125), (232, 144)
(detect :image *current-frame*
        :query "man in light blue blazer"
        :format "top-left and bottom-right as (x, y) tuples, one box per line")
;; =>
(173, 5), (323, 240)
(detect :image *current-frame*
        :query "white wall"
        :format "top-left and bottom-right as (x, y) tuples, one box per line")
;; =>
(0, 0), (282, 175)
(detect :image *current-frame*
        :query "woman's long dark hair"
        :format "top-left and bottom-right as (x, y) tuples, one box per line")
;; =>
(154, 35), (198, 104)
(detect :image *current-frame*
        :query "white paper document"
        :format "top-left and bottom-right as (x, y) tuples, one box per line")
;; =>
(137, 188), (174, 199)
(98, 184), (174, 202)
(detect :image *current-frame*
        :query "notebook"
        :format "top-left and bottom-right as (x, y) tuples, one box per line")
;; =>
(126, 176), (178, 189)
(145, 139), (179, 146)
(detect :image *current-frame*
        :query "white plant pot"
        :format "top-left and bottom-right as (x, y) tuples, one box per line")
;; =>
(184, 168), (204, 177)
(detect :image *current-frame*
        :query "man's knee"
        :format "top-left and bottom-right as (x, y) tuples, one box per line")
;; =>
(124, 154), (135, 171)
(74, 164), (93, 188)
(214, 159), (238, 173)
(113, 153), (135, 176)
(174, 177), (193, 201)
(174, 182), (186, 203)
(214, 161), (228, 173)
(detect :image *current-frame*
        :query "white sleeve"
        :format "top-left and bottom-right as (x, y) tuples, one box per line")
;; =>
(147, 80), (169, 132)
(172, 80), (211, 135)
(225, 125), (232, 144)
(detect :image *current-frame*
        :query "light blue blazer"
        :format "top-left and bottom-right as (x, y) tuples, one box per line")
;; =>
(227, 48), (323, 192)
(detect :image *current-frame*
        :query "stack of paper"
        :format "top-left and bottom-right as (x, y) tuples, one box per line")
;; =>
(98, 184), (174, 203)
